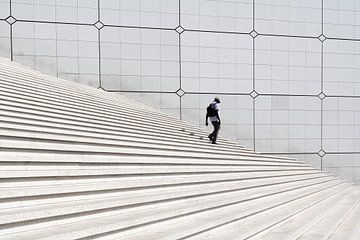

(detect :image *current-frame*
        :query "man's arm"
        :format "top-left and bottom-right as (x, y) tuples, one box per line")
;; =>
(205, 113), (209, 126)
(215, 111), (220, 124)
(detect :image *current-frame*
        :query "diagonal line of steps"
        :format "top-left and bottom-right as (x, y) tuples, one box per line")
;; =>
(0, 177), (342, 239)
(0, 121), (251, 158)
(0, 137), (305, 164)
(293, 188), (360, 240)
(0, 125), (304, 165)
(324, 189), (360, 240)
(0, 171), (325, 205)
(0, 150), (306, 167)
(0, 64), (170, 117)
(0, 125), (247, 157)
(0, 72), (296, 160)
(0, 95), (212, 146)
(95, 182), (351, 240)
(0, 108), (240, 154)
(0, 63), (249, 150)
(0, 64), (240, 148)
(177, 185), (356, 240)
(241, 187), (359, 240)
(0, 112), (246, 154)
(0, 108), (247, 155)
(0, 174), (330, 227)
(0, 61), (296, 156)
(225, 186), (357, 240)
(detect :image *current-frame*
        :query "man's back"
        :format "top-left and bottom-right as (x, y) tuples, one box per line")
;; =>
(206, 98), (221, 144)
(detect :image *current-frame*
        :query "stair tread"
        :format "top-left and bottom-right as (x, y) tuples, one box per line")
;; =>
(102, 183), (352, 240)
(0, 179), (343, 240)
(0, 174), (330, 225)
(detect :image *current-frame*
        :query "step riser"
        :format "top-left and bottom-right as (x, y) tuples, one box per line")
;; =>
(1, 137), (307, 163)
(0, 125), (250, 157)
(0, 179), (343, 239)
(0, 175), (332, 226)
(0, 178), (340, 237)
(0, 76), (232, 145)
(0, 118), (248, 153)
(105, 183), (351, 240)
(0, 173), (327, 201)
(0, 82), (215, 138)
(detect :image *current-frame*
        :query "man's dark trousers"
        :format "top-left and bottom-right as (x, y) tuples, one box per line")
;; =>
(208, 121), (220, 144)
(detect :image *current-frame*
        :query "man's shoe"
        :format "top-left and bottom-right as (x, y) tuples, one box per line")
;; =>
(211, 141), (216, 144)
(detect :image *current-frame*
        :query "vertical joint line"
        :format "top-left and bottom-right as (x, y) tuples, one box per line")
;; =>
(97, 0), (101, 21)
(9, 0), (12, 15)
(179, 97), (182, 121)
(253, 98), (256, 151)
(178, 0), (181, 26)
(179, 33), (182, 89)
(321, 0), (324, 34)
(98, 29), (102, 87)
(96, 0), (102, 88)
(320, 100), (323, 149)
(178, 0), (182, 123)
(252, 0), (255, 29)
(9, 0), (13, 61)
(320, 156), (323, 171)
(55, 24), (59, 77)
(321, 42), (324, 92)
(252, 37), (255, 91)
(10, 25), (13, 61)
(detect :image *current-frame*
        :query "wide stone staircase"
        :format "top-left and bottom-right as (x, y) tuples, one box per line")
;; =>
(0, 57), (359, 239)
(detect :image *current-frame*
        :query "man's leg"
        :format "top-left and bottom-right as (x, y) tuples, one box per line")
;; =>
(208, 121), (216, 141)
(211, 121), (220, 144)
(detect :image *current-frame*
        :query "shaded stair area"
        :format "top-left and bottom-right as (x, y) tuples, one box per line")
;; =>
(0, 57), (359, 240)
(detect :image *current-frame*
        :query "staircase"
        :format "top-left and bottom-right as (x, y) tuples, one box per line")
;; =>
(0, 57), (359, 240)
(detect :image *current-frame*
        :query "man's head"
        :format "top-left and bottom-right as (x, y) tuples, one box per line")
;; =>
(214, 97), (221, 103)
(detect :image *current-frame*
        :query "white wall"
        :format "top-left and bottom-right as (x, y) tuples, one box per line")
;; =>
(0, 0), (359, 184)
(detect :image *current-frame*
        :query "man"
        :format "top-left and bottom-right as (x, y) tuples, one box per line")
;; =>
(205, 97), (221, 144)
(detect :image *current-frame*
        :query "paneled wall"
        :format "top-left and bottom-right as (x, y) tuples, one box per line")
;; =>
(0, 0), (359, 183)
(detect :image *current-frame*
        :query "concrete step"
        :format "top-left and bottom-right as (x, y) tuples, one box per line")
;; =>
(0, 174), (329, 226)
(0, 64), (165, 114)
(0, 62), (233, 150)
(0, 110), (246, 155)
(249, 185), (359, 240)
(0, 101), (253, 156)
(0, 126), (296, 162)
(0, 165), (314, 179)
(100, 182), (351, 240)
(0, 121), (251, 157)
(0, 80), (211, 138)
(0, 177), (341, 239)
(0, 150), (307, 167)
(0, 171), (324, 202)
(0, 69), (237, 147)
(0, 95), (207, 143)
(295, 188), (360, 240)
(0, 78), (296, 159)
(0, 149), (305, 169)
(323, 189), (360, 240)
(0, 109), (233, 151)
(160, 185), (351, 240)
(0, 136), (304, 164)
(243, 186), (357, 240)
